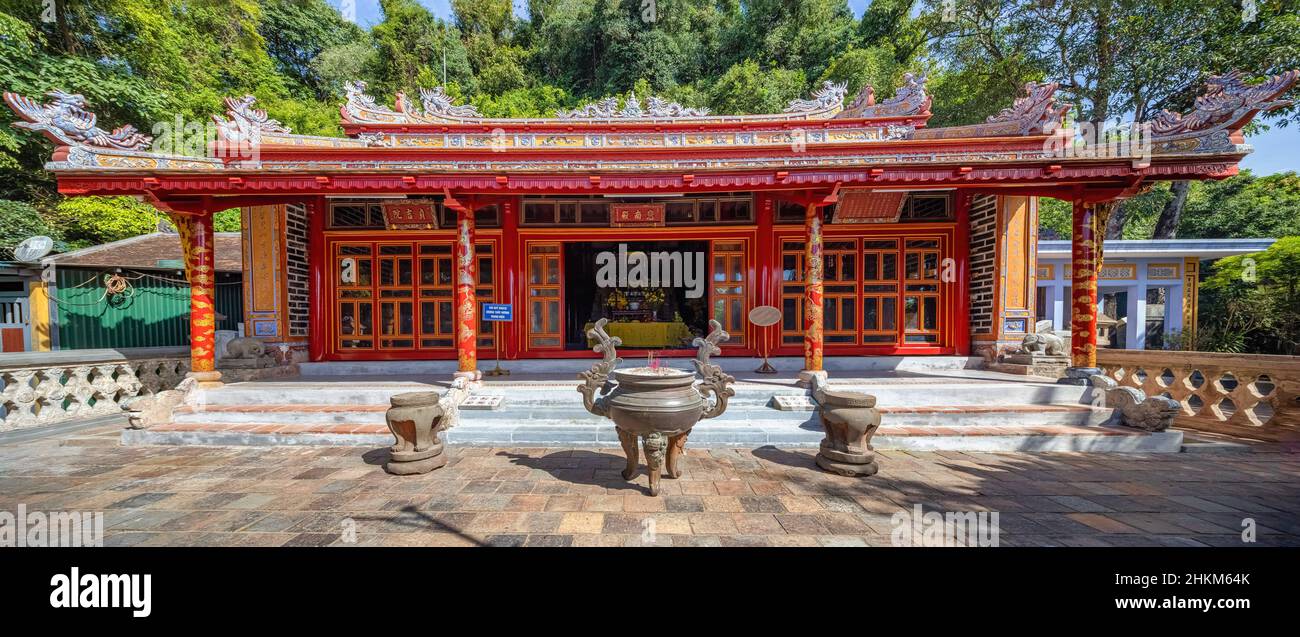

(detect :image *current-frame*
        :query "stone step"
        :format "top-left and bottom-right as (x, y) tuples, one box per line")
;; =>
(201, 380), (1089, 408)
(171, 402), (1113, 428)
(125, 420), (1182, 453)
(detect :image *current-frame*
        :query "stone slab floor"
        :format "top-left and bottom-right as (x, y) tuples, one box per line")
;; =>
(2, 423), (1298, 547)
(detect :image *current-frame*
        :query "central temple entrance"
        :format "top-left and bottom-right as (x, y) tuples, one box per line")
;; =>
(523, 237), (749, 355)
(563, 241), (710, 351)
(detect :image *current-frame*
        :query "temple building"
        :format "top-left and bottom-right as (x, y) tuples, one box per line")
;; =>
(5, 69), (1296, 384)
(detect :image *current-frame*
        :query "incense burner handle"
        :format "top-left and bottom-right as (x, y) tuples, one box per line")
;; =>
(693, 320), (735, 420)
(578, 318), (622, 417)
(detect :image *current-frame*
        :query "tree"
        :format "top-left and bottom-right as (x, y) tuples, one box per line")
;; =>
(0, 199), (63, 260)
(48, 196), (166, 248)
(707, 60), (806, 115)
(1199, 237), (1300, 354)
(922, 0), (1300, 238)
(1179, 171), (1300, 238)
(725, 0), (857, 86)
(817, 46), (909, 104)
(313, 41), (379, 99)
(369, 0), (476, 97)
(259, 0), (366, 100)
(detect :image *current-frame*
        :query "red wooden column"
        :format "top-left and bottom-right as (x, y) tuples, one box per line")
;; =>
(170, 210), (222, 386)
(447, 193), (480, 381)
(803, 203), (825, 374)
(1065, 198), (1103, 382)
(307, 196), (328, 362)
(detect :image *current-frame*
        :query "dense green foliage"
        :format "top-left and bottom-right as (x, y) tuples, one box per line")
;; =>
(1197, 237), (1300, 354)
(0, 199), (63, 259)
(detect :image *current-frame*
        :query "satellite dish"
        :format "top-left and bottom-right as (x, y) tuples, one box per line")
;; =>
(14, 236), (54, 262)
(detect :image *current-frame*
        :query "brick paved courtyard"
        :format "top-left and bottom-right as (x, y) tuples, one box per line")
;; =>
(2, 423), (1298, 547)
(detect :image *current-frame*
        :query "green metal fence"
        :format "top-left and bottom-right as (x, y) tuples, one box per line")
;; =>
(54, 267), (243, 350)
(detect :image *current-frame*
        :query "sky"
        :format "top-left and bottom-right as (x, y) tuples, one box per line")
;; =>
(335, 0), (1293, 175)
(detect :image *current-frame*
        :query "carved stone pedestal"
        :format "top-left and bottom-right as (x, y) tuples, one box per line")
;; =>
(1001, 353), (1070, 379)
(814, 389), (881, 477)
(384, 391), (447, 475)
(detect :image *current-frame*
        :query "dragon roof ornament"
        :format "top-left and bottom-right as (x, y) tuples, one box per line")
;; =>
(836, 73), (931, 119)
(986, 81), (1072, 135)
(3, 90), (153, 150)
(784, 81), (847, 114)
(1148, 70), (1299, 153)
(213, 95), (290, 145)
(416, 86), (481, 119)
(912, 81), (1071, 140)
(557, 91), (710, 119)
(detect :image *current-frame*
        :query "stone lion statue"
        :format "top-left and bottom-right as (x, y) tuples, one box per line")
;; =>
(1021, 319), (1067, 356)
(225, 337), (266, 359)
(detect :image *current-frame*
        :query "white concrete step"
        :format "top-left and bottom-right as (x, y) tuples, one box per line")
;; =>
(201, 379), (1090, 408)
(172, 402), (1112, 429)
(126, 419), (1183, 453)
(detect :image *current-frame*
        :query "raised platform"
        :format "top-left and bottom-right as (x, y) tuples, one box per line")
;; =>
(122, 360), (1184, 453)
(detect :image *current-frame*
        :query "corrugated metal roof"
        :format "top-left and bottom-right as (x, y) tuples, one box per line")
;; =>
(44, 233), (243, 272)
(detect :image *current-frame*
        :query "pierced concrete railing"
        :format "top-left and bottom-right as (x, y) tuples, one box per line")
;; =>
(0, 348), (190, 431)
(1096, 350), (1300, 442)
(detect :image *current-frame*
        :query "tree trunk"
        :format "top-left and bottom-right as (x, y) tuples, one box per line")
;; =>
(1104, 200), (1128, 239)
(1153, 180), (1191, 239)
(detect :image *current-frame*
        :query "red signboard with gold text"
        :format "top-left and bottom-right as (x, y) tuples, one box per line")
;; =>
(610, 203), (665, 227)
(383, 200), (439, 230)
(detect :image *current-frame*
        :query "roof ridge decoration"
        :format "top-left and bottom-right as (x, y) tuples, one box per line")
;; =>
(912, 81), (1071, 140)
(986, 81), (1072, 135)
(1149, 70), (1299, 153)
(784, 81), (847, 114)
(557, 91), (710, 119)
(416, 86), (482, 119)
(2, 89), (223, 170)
(4, 90), (153, 150)
(213, 95), (290, 146)
(342, 80), (406, 124)
(835, 73), (931, 119)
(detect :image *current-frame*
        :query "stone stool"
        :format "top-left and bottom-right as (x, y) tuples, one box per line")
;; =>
(384, 391), (447, 475)
(814, 389), (881, 477)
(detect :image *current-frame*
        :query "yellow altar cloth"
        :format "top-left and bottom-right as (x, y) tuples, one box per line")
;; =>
(585, 321), (694, 349)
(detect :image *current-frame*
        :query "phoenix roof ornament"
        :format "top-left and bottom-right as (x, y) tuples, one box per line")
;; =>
(3, 90), (152, 150)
